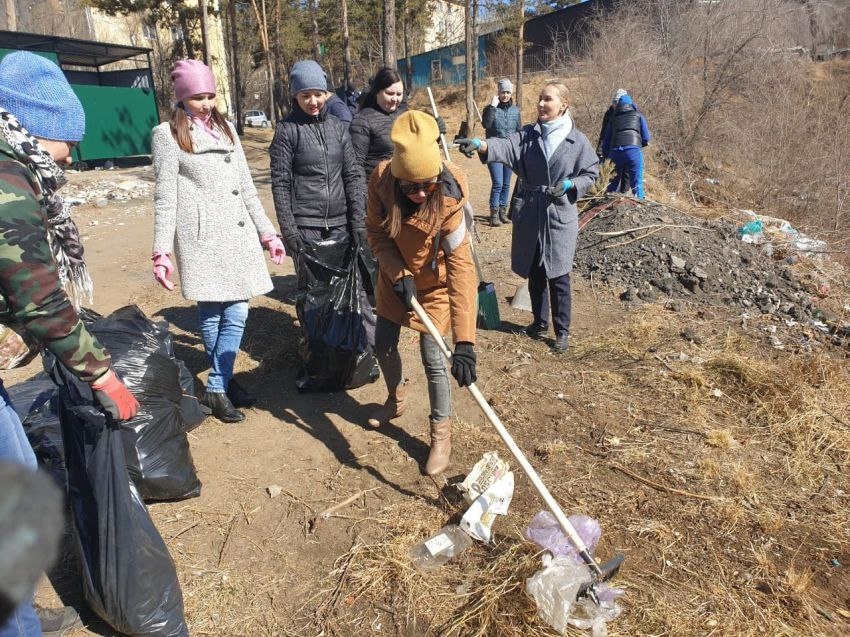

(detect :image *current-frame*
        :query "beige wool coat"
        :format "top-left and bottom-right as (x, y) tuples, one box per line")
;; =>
(152, 121), (276, 302)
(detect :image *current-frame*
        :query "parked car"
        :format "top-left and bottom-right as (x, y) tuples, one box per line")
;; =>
(244, 110), (270, 128)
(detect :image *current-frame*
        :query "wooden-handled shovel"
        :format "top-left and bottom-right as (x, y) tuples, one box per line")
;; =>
(409, 297), (624, 599)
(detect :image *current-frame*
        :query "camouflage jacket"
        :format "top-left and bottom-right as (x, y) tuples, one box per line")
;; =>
(0, 137), (111, 382)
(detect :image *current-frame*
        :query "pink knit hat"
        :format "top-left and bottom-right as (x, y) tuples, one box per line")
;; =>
(171, 59), (216, 102)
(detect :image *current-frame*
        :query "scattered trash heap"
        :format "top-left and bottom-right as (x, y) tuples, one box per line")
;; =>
(575, 200), (846, 344)
(63, 177), (152, 208)
(409, 452), (623, 636)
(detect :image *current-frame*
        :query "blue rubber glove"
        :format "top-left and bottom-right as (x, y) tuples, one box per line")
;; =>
(546, 179), (574, 198)
(455, 138), (482, 158)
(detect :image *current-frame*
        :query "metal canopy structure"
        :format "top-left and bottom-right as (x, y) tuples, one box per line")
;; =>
(0, 30), (151, 68)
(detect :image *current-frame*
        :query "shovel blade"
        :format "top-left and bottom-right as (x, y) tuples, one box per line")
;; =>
(509, 282), (532, 312)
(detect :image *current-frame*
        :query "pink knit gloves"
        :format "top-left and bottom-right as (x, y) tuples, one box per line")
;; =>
(261, 233), (285, 265)
(152, 252), (175, 290)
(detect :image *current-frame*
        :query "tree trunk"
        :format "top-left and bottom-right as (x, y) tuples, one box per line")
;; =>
(803, 0), (820, 59)
(383, 0), (396, 68)
(471, 0), (478, 108)
(403, 0), (413, 95)
(464, 0), (475, 132)
(273, 0), (285, 119)
(309, 0), (322, 62)
(200, 0), (210, 65)
(178, 10), (195, 59)
(341, 0), (351, 90)
(515, 0), (524, 119)
(249, 0), (275, 124)
(4, 0), (16, 31)
(227, 0), (243, 134)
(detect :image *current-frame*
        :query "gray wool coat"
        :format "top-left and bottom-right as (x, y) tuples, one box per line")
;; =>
(152, 121), (276, 302)
(486, 122), (599, 279)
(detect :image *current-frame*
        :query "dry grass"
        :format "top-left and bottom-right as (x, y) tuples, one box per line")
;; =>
(302, 294), (850, 637)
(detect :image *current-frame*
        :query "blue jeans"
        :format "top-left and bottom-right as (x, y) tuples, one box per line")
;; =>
(607, 146), (645, 198)
(197, 301), (249, 393)
(488, 162), (514, 209)
(0, 382), (41, 637)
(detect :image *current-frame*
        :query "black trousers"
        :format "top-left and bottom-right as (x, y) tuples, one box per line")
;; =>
(528, 244), (572, 337)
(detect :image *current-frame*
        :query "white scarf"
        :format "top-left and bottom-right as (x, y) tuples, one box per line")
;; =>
(540, 111), (573, 161)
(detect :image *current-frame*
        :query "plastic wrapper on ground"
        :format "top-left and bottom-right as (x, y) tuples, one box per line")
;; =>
(526, 554), (623, 637)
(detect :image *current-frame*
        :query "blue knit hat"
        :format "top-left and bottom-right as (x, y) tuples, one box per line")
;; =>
(0, 52), (85, 142)
(289, 60), (327, 96)
(618, 94), (633, 106)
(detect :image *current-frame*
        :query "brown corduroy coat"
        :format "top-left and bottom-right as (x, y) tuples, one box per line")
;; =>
(366, 161), (477, 345)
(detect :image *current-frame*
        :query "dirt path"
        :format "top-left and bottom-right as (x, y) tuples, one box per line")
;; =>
(18, 127), (848, 637)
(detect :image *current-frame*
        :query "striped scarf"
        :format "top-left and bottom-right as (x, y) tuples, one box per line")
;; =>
(0, 109), (93, 308)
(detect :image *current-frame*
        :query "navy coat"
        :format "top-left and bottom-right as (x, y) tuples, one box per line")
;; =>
(486, 122), (598, 279)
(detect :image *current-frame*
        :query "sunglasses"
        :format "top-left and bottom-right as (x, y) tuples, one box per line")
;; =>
(399, 180), (442, 195)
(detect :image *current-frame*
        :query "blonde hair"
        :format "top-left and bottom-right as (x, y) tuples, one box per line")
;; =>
(543, 81), (571, 112)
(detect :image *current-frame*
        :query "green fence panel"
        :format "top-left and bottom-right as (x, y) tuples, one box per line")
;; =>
(71, 84), (159, 161)
(0, 48), (58, 63)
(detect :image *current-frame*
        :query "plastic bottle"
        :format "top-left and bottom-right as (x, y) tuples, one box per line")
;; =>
(408, 524), (473, 571)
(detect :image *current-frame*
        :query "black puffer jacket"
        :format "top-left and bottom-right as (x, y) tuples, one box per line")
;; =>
(349, 102), (408, 182)
(269, 103), (365, 241)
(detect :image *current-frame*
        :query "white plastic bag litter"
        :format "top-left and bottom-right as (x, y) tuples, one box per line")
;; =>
(525, 511), (624, 635)
(526, 554), (623, 637)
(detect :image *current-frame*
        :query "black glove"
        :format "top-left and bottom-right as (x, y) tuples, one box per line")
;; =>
(451, 342), (477, 387)
(455, 137), (482, 158)
(392, 275), (416, 310)
(545, 179), (573, 199)
(352, 227), (368, 249)
(283, 233), (305, 257)
(434, 115), (447, 136)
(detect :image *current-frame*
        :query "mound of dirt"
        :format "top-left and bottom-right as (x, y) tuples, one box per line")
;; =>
(574, 199), (832, 328)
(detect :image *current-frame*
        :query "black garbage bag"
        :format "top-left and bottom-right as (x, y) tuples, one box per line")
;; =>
(8, 375), (65, 492)
(82, 306), (202, 501)
(295, 238), (380, 392)
(57, 380), (188, 637)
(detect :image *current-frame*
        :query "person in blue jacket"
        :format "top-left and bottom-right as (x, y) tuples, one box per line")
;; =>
(481, 78), (522, 226)
(601, 94), (650, 198)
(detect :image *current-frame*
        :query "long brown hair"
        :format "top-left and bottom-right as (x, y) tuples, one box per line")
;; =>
(168, 104), (235, 153)
(383, 177), (444, 239)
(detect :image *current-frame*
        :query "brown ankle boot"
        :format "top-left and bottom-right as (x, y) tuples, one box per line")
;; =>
(425, 418), (452, 475)
(367, 381), (408, 428)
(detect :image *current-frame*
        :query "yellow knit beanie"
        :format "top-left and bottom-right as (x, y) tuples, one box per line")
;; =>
(390, 110), (442, 181)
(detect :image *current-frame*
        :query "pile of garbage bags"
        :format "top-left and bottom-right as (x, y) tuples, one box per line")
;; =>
(9, 305), (205, 636)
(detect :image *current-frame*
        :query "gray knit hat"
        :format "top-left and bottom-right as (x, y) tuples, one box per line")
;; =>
(0, 51), (85, 141)
(497, 78), (514, 93)
(612, 88), (628, 104)
(289, 60), (327, 95)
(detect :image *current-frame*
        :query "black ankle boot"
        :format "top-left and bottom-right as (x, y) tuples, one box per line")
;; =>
(201, 391), (245, 423)
(227, 378), (256, 408)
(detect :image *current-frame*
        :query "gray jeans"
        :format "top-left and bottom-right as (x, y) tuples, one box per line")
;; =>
(374, 315), (451, 423)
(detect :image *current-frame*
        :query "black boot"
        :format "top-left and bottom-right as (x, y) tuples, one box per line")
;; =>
(490, 207), (502, 227)
(227, 378), (256, 408)
(201, 391), (246, 423)
(498, 205), (511, 224)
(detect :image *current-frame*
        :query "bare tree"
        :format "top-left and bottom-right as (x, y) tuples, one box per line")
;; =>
(248, 0), (275, 124)
(383, 0), (397, 67)
(465, 0), (475, 130)
(4, 0), (16, 30)
(341, 0), (351, 89)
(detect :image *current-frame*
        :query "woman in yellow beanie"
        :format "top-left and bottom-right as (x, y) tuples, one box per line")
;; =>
(364, 110), (478, 476)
